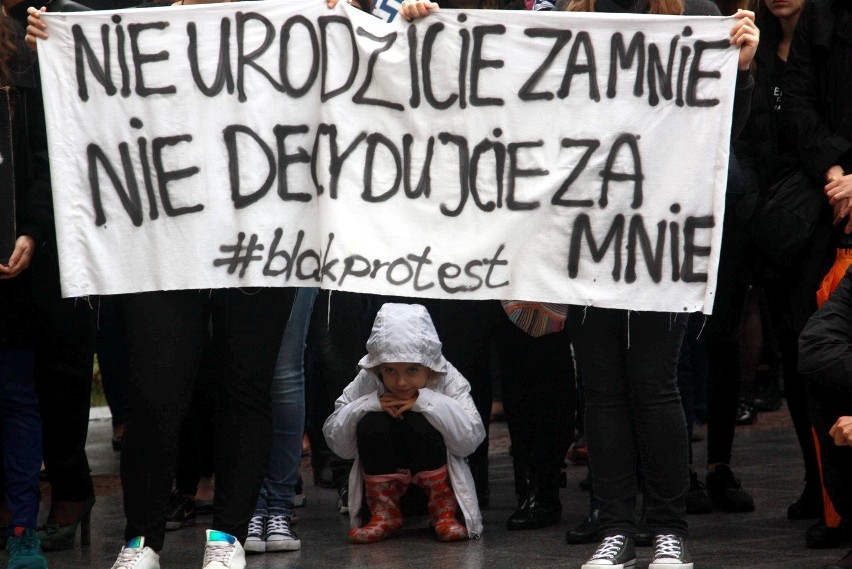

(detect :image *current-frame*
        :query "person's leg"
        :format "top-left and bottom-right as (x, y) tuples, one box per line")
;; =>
(357, 412), (408, 475)
(0, 347), (42, 533)
(247, 288), (317, 554)
(498, 317), (574, 530)
(403, 413), (467, 542)
(622, 311), (690, 537)
(349, 412), (412, 544)
(96, 296), (130, 448)
(121, 290), (208, 552)
(400, 413), (447, 474)
(765, 282), (823, 517)
(260, 287), (318, 519)
(209, 287), (295, 543)
(32, 257), (96, 511)
(568, 306), (637, 538)
(29, 256), (96, 554)
(0, 347), (48, 567)
(495, 316), (535, 502)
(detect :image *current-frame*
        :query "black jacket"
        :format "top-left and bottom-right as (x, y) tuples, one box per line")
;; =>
(783, 0), (852, 182)
(733, 10), (792, 194)
(0, 19), (53, 346)
(799, 265), (852, 395)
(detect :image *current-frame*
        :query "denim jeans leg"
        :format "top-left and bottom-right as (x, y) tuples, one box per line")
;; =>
(0, 347), (42, 531)
(259, 287), (318, 518)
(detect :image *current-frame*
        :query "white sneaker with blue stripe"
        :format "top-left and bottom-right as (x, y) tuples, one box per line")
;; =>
(202, 530), (246, 569)
(110, 537), (160, 569)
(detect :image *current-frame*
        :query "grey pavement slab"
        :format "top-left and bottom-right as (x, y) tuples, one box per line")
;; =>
(3, 407), (848, 569)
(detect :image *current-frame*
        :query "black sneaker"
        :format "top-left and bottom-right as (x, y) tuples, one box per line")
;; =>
(649, 534), (693, 568)
(706, 464), (755, 513)
(294, 479), (306, 508)
(581, 535), (636, 568)
(165, 491), (197, 530)
(338, 485), (349, 515)
(685, 471), (712, 514)
(735, 399), (757, 426)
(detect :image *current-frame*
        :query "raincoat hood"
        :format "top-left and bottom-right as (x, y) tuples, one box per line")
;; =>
(358, 304), (449, 373)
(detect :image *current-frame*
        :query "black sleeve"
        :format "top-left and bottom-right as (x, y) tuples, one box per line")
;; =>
(18, 79), (54, 250)
(798, 266), (852, 395)
(730, 70), (753, 141)
(782, 1), (852, 181)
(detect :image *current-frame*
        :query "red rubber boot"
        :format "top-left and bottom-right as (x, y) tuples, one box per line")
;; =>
(348, 471), (410, 544)
(413, 466), (468, 542)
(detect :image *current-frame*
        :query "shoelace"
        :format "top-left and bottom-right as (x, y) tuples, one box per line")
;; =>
(654, 534), (683, 559)
(589, 535), (626, 560)
(267, 516), (296, 538)
(113, 547), (145, 569)
(203, 542), (234, 565)
(247, 516), (264, 538)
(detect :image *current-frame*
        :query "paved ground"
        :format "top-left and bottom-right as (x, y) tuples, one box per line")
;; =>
(3, 406), (850, 569)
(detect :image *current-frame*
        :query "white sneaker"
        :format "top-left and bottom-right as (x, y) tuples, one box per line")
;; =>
(265, 515), (301, 552)
(243, 516), (265, 554)
(201, 530), (246, 569)
(110, 537), (160, 569)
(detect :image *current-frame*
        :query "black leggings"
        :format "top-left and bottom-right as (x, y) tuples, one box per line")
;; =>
(357, 412), (446, 475)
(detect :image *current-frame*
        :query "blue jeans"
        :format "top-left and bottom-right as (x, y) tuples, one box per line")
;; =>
(0, 347), (43, 531)
(255, 287), (318, 518)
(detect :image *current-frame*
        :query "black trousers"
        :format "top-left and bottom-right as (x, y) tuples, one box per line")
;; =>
(356, 412), (446, 475)
(31, 250), (97, 503)
(495, 316), (575, 500)
(120, 288), (295, 551)
(96, 296), (130, 429)
(568, 307), (689, 538)
(704, 200), (751, 466)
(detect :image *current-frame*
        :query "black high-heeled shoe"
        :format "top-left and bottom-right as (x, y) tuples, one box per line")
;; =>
(37, 497), (95, 551)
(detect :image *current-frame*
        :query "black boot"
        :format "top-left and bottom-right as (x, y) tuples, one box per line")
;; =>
(506, 470), (562, 531)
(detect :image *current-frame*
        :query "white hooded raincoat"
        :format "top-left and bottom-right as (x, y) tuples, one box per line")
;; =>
(322, 303), (485, 538)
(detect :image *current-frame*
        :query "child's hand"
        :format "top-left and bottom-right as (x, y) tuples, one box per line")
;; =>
(380, 392), (418, 420)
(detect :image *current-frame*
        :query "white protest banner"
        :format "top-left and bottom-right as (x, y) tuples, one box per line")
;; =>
(38, 1), (737, 313)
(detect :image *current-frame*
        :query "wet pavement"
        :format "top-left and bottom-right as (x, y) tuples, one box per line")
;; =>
(6, 406), (849, 569)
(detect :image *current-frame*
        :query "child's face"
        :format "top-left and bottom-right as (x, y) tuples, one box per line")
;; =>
(378, 363), (429, 399)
